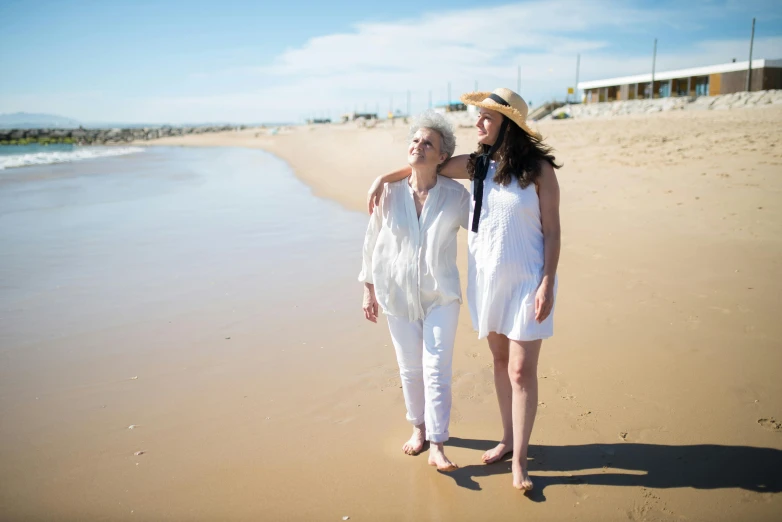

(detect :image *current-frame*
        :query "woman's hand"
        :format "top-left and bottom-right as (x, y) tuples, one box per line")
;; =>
(368, 176), (383, 215)
(535, 276), (555, 323)
(363, 283), (379, 323)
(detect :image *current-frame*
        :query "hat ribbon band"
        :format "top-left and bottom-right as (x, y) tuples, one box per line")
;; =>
(487, 93), (510, 106)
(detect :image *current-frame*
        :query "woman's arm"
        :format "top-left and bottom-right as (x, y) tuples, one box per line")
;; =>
(535, 162), (561, 323)
(439, 154), (471, 180)
(359, 190), (384, 322)
(367, 166), (410, 214)
(363, 283), (379, 323)
(367, 154), (471, 214)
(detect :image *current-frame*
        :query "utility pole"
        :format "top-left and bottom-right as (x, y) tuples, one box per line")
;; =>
(746, 17), (756, 92)
(517, 65), (521, 93)
(575, 54), (581, 103)
(447, 82), (451, 105)
(651, 38), (657, 99)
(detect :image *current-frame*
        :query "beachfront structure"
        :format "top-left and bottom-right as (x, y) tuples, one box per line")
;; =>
(434, 102), (467, 114)
(340, 112), (378, 123)
(578, 58), (782, 103)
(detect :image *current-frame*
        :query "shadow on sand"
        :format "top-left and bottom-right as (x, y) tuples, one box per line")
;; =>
(446, 437), (782, 502)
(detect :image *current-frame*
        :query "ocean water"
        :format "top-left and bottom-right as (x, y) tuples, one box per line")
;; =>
(0, 146), (366, 349)
(0, 143), (143, 169)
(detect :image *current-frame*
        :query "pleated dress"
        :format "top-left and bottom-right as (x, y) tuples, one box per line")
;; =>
(467, 161), (557, 341)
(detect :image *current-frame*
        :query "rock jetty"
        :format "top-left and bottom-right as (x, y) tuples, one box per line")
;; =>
(0, 125), (248, 146)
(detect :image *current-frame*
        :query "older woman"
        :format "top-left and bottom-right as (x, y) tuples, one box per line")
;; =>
(368, 89), (561, 491)
(359, 110), (470, 472)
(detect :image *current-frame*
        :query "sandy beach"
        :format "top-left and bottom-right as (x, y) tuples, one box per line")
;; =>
(2, 106), (781, 521)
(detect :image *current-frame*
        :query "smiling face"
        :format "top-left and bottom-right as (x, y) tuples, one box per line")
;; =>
(475, 107), (504, 146)
(408, 128), (447, 169)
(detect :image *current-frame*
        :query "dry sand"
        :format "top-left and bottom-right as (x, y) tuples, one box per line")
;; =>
(3, 106), (782, 521)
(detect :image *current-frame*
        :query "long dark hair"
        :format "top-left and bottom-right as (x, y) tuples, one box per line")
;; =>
(467, 119), (561, 189)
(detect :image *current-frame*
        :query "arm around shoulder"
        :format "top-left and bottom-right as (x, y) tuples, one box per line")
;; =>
(368, 165), (411, 214)
(439, 154), (471, 180)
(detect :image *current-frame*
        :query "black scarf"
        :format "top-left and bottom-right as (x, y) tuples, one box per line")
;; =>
(471, 95), (510, 233)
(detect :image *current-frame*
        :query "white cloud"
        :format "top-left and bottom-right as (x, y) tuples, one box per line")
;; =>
(2, 0), (779, 123)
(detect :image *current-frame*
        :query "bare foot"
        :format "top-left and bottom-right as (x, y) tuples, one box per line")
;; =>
(402, 424), (426, 455)
(481, 440), (512, 464)
(428, 442), (458, 472)
(512, 462), (533, 491)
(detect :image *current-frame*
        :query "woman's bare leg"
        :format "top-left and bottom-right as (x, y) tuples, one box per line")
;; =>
(482, 332), (514, 464)
(508, 339), (542, 490)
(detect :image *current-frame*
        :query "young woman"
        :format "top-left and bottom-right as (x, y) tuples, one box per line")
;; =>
(367, 88), (561, 491)
(360, 110), (470, 472)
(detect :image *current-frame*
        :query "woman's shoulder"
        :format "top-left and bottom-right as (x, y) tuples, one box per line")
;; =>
(437, 175), (469, 195)
(382, 178), (409, 199)
(387, 178), (409, 193)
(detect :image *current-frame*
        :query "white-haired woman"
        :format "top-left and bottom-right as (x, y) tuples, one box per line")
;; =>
(359, 111), (470, 471)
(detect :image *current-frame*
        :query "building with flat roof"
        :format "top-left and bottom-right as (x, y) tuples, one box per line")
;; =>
(578, 58), (782, 103)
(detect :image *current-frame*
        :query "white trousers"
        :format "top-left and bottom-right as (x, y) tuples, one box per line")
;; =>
(386, 301), (460, 443)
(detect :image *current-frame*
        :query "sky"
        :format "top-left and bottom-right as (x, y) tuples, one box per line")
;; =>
(1, 0), (781, 124)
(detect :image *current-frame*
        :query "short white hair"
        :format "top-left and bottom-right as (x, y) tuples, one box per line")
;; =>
(408, 110), (456, 159)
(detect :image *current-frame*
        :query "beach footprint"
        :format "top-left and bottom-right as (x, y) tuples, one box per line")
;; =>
(685, 315), (701, 330)
(757, 418), (782, 432)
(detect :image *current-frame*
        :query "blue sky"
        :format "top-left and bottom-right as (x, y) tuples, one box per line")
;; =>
(1, 0), (780, 124)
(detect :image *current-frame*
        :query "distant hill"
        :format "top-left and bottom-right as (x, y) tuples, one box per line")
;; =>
(0, 112), (293, 129)
(0, 112), (82, 129)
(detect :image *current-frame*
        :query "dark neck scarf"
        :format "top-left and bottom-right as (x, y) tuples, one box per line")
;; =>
(471, 97), (510, 233)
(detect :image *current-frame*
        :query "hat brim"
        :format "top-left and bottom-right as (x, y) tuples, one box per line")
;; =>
(460, 91), (539, 138)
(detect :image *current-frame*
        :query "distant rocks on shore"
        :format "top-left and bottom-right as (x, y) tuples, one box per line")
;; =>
(545, 89), (782, 120)
(0, 125), (249, 146)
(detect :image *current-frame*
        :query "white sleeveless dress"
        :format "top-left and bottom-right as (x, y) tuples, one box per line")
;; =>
(467, 161), (557, 341)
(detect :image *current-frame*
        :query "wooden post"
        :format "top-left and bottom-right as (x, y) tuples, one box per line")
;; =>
(746, 18), (756, 91)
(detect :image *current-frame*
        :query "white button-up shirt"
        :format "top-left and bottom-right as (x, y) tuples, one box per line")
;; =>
(359, 175), (470, 321)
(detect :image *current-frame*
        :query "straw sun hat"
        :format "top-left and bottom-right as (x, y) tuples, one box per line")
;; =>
(460, 87), (538, 138)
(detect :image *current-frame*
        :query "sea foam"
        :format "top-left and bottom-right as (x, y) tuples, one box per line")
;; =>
(0, 146), (144, 170)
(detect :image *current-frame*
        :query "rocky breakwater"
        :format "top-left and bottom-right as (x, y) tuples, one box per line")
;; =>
(546, 89), (782, 120)
(0, 125), (248, 146)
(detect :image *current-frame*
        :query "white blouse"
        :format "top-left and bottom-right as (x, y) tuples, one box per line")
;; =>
(359, 175), (471, 321)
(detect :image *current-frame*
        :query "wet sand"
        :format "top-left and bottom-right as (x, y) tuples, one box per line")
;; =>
(2, 106), (782, 521)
